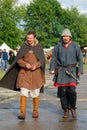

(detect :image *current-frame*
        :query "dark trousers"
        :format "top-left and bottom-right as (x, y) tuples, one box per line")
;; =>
(57, 86), (77, 111)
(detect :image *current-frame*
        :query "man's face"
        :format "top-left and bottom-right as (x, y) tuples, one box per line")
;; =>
(62, 36), (71, 44)
(27, 34), (35, 45)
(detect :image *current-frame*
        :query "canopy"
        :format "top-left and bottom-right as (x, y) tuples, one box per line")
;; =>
(0, 43), (12, 52)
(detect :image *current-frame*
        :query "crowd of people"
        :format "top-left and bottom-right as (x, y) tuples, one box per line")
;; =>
(0, 48), (18, 71)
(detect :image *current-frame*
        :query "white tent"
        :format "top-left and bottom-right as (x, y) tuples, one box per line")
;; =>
(0, 43), (12, 52)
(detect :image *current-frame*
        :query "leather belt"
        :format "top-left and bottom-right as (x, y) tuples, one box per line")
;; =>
(58, 65), (76, 68)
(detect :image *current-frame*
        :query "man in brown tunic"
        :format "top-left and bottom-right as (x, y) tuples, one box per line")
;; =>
(17, 31), (45, 120)
(0, 31), (45, 120)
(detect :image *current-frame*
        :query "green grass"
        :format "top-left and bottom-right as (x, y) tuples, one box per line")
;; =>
(0, 71), (6, 79)
(83, 63), (87, 69)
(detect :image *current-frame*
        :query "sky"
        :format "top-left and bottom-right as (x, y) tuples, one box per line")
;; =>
(18, 0), (87, 14)
(58, 0), (87, 14)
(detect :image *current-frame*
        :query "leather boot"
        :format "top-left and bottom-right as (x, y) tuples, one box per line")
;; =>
(18, 96), (27, 120)
(32, 96), (39, 118)
(71, 109), (77, 118)
(63, 109), (69, 118)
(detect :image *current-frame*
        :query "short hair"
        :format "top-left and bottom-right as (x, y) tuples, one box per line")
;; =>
(27, 30), (36, 38)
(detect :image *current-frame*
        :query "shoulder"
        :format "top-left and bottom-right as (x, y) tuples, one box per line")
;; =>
(37, 43), (44, 50)
(54, 42), (62, 50)
(72, 42), (80, 47)
(21, 42), (27, 48)
(38, 42), (43, 47)
(19, 42), (29, 51)
(72, 42), (81, 50)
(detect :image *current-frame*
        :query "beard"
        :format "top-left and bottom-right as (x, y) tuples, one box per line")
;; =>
(62, 36), (72, 44)
(63, 39), (71, 44)
(63, 39), (70, 44)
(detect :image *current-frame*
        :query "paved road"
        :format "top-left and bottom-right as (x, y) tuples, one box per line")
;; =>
(0, 68), (87, 130)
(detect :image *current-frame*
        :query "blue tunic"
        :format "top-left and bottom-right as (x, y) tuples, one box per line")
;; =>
(50, 41), (83, 84)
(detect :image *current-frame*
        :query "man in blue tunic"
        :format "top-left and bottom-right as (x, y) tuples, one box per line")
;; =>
(49, 28), (83, 119)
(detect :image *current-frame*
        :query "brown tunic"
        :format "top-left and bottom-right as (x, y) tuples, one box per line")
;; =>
(16, 50), (45, 90)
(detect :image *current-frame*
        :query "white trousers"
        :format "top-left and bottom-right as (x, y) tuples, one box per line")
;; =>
(20, 88), (40, 98)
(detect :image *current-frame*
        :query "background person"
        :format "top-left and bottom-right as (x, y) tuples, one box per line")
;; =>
(1, 49), (8, 71)
(0, 49), (2, 68)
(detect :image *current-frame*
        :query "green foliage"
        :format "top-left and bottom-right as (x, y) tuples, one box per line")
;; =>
(0, 0), (87, 49)
(60, 7), (87, 47)
(23, 0), (87, 47)
(23, 0), (64, 47)
(0, 0), (25, 49)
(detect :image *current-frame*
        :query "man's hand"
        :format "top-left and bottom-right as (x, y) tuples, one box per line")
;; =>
(49, 70), (55, 74)
(31, 65), (37, 70)
(26, 63), (32, 69)
(77, 72), (81, 76)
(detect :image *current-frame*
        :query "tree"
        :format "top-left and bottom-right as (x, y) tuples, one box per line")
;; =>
(23, 0), (64, 47)
(0, 0), (25, 49)
(1, 0), (86, 49)
(23, 0), (87, 47)
(60, 7), (87, 46)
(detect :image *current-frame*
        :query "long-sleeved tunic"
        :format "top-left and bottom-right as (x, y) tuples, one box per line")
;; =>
(16, 50), (45, 90)
(50, 41), (83, 87)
